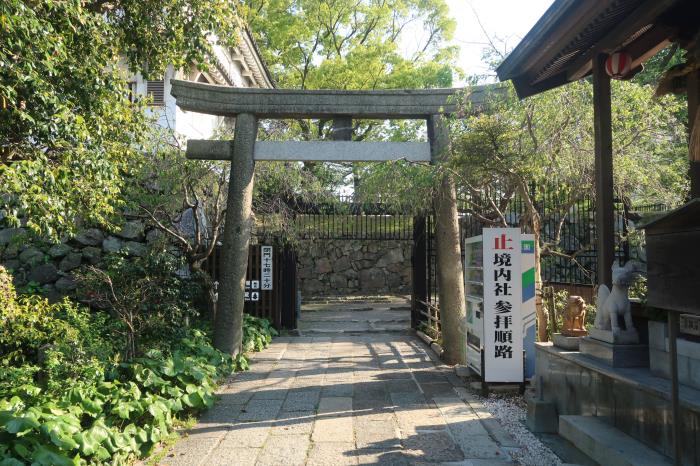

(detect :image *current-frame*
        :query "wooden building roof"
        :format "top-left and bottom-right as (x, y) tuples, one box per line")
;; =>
(496, 0), (698, 98)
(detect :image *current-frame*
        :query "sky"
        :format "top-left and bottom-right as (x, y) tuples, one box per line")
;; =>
(444, 0), (554, 83)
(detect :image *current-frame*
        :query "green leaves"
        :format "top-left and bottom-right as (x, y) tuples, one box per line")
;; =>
(1, 0), (242, 240)
(4, 412), (40, 435)
(243, 314), (278, 353)
(0, 307), (273, 464)
(0, 328), (242, 464)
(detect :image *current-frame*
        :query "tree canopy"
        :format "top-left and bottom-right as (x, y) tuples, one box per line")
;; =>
(243, 0), (457, 91)
(0, 0), (240, 239)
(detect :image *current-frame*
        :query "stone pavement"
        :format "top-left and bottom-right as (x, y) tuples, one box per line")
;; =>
(160, 334), (522, 465)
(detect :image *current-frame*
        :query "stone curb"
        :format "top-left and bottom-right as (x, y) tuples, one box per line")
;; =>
(415, 329), (445, 360)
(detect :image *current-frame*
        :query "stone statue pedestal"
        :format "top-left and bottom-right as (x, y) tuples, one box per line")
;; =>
(553, 333), (582, 351)
(580, 331), (649, 368)
(588, 327), (639, 344)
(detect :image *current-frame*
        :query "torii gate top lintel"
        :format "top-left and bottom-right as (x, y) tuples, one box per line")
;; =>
(170, 79), (495, 119)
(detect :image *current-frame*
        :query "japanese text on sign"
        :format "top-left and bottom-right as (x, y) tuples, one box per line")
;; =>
(483, 228), (523, 382)
(261, 246), (273, 291)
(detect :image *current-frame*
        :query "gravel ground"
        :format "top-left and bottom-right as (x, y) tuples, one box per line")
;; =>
(477, 393), (564, 466)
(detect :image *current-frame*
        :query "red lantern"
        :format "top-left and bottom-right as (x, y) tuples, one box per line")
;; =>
(605, 52), (632, 79)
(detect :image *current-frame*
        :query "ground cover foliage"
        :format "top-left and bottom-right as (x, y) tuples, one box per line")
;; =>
(0, 260), (276, 465)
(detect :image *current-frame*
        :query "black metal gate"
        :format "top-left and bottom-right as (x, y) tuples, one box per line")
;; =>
(204, 243), (298, 330)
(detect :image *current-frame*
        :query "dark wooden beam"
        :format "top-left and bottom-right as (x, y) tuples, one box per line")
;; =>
(593, 54), (615, 288)
(170, 80), (500, 119)
(497, 0), (607, 81)
(569, 26), (672, 81)
(567, 0), (678, 81)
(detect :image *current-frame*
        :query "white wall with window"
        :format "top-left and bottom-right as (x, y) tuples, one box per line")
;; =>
(123, 30), (274, 142)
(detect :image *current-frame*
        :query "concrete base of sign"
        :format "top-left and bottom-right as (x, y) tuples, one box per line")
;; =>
(553, 333), (582, 351)
(526, 396), (558, 433)
(589, 327), (639, 344)
(454, 364), (472, 377)
(579, 337), (649, 368)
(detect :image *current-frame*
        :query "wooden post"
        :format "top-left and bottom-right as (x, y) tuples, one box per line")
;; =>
(428, 114), (467, 365)
(593, 54), (615, 288)
(213, 113), (258, 355)
(668, 311), (682, 466)
(688, 68), (700, 199)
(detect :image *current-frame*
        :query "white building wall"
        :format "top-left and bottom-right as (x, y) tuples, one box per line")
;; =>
(123, 37), (267, 142)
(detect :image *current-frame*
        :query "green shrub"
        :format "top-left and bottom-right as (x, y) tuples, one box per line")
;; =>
(78, 247), (204, 360)
(0, 260), (278, 465)
(0, 266), (17, 314)
(0, 268), (119, 401)
(243, 314), (278, 353)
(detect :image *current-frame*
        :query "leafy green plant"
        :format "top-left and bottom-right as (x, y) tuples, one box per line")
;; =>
(0, 267), (119, 402)
(0, 262), (276, 465)
(242, 314), (278, 353)
(0, 330), (237, 465)
(417, 322), (440, 341)
(629, 275), (647, 303)
(1, 0), (243, 240)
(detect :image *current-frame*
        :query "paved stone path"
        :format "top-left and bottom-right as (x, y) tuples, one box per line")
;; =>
(161, 334), (522, 465)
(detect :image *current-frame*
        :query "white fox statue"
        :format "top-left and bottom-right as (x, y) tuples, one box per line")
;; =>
(594, 261), (643, 337)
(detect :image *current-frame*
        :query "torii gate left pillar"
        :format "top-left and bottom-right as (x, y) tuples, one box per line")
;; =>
(214, 113), (257, 354)
(171, 80), (495, 356)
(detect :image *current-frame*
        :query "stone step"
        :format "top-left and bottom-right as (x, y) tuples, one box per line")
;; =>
(299, 328), (411, 335)
(558, 415), (672, 466)
(302, 295), (409, 304)
(299, 318), (410, 323)
(301, 306), (411, 313)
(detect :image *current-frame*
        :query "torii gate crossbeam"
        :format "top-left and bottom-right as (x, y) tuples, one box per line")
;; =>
(170, 79), (499, 356)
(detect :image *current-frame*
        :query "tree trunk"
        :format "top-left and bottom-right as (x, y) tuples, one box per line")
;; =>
(517, 181), (548, 341)
(533, 223), (547, 341)
(428, 114), (467, 365)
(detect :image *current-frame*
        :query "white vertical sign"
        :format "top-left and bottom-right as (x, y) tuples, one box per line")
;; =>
(483, 228), (523, 382)
(261, 246), (273, 290)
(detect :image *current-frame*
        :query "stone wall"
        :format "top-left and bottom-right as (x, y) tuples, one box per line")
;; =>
(0, 221), (162, 302)
(296, 239), (413, 297)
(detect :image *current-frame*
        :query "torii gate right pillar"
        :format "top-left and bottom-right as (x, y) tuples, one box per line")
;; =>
(429, 114), (467, 365)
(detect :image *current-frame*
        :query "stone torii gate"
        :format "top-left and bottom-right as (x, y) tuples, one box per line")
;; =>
(170, 80), (493, 356)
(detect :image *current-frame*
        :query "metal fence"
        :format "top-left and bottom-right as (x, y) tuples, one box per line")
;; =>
(254, 192), (672, 315)
(204, 243), (298, 330)
(459, 189), (672, 285)
(258, 195), (416, 241)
